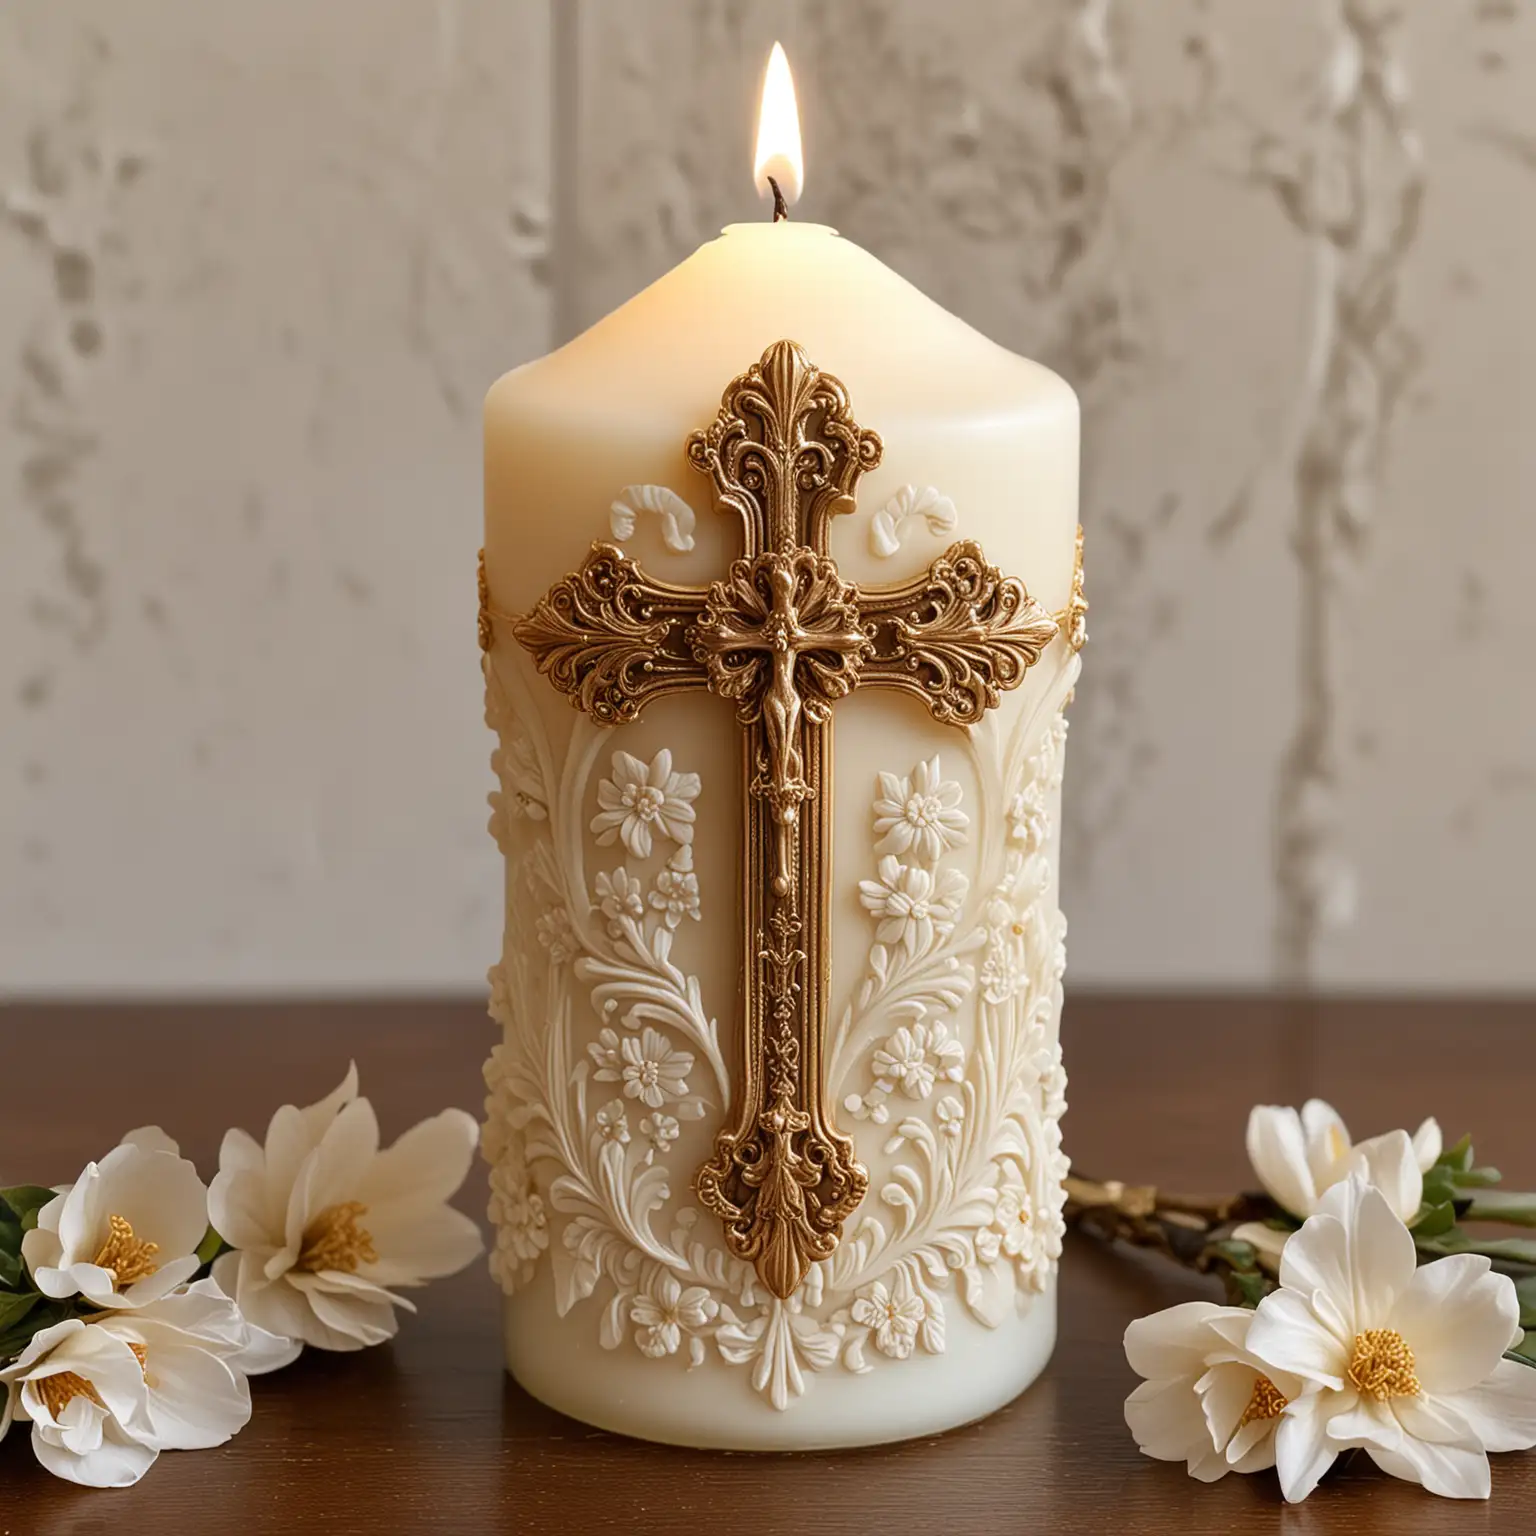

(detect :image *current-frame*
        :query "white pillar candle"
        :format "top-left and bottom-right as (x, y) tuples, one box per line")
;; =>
(481, 61), (1082, 1451)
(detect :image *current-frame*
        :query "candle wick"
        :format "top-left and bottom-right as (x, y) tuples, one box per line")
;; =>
(766, 176), (789, 223)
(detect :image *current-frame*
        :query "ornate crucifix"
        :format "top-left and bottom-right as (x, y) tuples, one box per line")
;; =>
(509, 341), (1062, 1299)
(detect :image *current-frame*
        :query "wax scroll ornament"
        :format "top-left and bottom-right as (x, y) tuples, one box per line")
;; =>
(501, 340), (1063, 1298)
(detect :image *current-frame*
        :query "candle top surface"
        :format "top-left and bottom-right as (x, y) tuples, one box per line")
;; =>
(488, 224), (1076, 436)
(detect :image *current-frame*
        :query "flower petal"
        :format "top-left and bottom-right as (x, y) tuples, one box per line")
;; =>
(261, 1063), (360, 1205)
(356, 1109), (479, 1213)
(1453, 1358), (1536, 1453)
(1122, 1301), (1235, 1381)
(1411, 1118), (1443, 1172)
(119, 1126), (181, 1157)
(1300, 1098), (1352, 1189)
(1124, 1376), (1216, 1467)
(1318, 1176), (1419, 1330)
(1196, 1360), (1257, 1451)
(1246, 1289), (1347, 1389)
(32, 1420), (158, 1488)
(1347, 1129), (1423, 1226)
(1367, 1438), (1491, 1501)
(1274, 1393), (1348, 1503)
(130, 1335), (250, 1450)
(1246, 1105), (1317, 1218)
(1388, 1253), (1519, 1395)
(362, 1204), (484, 1286)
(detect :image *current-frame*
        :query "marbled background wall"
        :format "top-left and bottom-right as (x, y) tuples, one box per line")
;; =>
(2, 1), (1531, 997)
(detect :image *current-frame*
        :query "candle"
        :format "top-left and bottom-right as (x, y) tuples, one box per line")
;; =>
(481, 46), (1084, 1450)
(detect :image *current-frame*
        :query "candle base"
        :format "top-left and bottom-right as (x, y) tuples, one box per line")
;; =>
(503, 1270), (1055, 1451)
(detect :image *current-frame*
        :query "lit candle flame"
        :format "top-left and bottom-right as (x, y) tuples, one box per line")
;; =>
(753, 42), (803, 208)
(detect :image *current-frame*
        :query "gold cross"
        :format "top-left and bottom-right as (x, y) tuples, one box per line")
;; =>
(501, 340), (1068, 1299)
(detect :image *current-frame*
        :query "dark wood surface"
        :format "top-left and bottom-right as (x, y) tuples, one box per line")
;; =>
(0, 995), (1531, 1535)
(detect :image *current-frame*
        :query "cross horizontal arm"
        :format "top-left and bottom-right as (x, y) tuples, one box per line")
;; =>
(510, 544), (713, 724)
(857, 540), (1060, 725)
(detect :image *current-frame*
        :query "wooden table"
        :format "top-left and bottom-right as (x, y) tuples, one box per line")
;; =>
(1, 996), (1530, 1534)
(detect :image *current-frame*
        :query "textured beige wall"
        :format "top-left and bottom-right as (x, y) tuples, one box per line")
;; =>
(3, 1), (1532, 994)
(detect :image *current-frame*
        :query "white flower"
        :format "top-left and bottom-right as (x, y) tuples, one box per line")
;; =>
(208, 1064), (483, 1357)
(977, 1184), (1039, 1266)
(594, 1099), (631, 1146)
(935, 1096), (965, 1138)
(850, 1279), (925, 1360)
(1, 1317), (156, 1487)
(594, 867), (647, 934)
(641, 1113), (680, 1158)
(872, 756), (968, 864)
(1123, 1302), (1305, 1483)
(591, 749), (700, 859)
(1235, 1099), (1440, 1267)
(535, 906), (579, 964)
(618, 1027), (694, 1110)
(21, 1128), (209, 1311)
(488, 1145), (548, 1288)
(871, 1020), (965, 1101)
(1245, 1177), (1536, 1502)
(588, 1026), (625, 1080)
(489, 731), (546, 826)
(857, 856), (967, 955)
(649, 846), (702, 928)
(0, 1281), (290, 1488)
(1007, 783), (1048, 852)
(630, 1270), (718, 1358)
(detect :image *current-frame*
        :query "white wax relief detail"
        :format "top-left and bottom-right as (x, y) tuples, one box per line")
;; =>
(608, 485), (697, 552)
(482, 597), (1081, 1412)
(868, 485), (958, 558)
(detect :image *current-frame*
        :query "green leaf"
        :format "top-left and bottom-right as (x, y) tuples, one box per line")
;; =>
(1423, 1232), (1536, 1265)
(1516, 1277), (1536, 1331)
(1411, 1200), (1458, 1239)
(1436, 1134), (1475, 1174)
(0, 1301), (72, 1365)
(1455, 1165), (1503, 1189)
(1206, 1238), (1260, 1270)
(194, 1225), (225, 1267)
(1507, 1331), (1536, 1368)
(0, 1290), (39, 1337)
(0, 1250), (21, 1289)
(1465, 1190), (1536, 1226)
(0, 1186), (56, 1232)
(1228, 1270), (1275, 1308)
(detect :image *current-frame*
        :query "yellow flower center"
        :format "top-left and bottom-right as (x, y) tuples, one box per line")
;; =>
(36, 1370), (104, 1420)
(299, 1201), (377, 1274)
(1347, 1328), (1421, 1401)
(92, 1214), (160, 1285)
(128, 1341), (149, 1376)
(1238, 1374), (1289, 1428)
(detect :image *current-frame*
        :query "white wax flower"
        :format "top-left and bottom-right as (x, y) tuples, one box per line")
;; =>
(1235, 1099), (1441, 1267)
(21, 1127), (209, 1310)
(208, 1064), (483, 1356)
(1124, 1301), (1305, 1481)
(0, 1280), (287, 1488)
(1246, 1177), (1536, 1502)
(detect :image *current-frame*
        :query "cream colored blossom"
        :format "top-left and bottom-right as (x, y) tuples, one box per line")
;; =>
(22, 1128), (208, 1311)
(872, 756), (968, 864)
(1124, 1302), (1305, 1483)
(1245, 1177), (1536, 1502)
(591, 749), (699, 859)
(209, 1064), (482, 1356)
